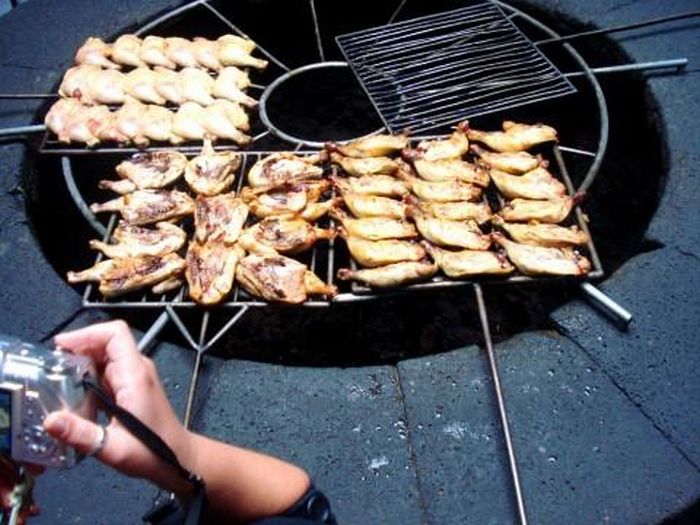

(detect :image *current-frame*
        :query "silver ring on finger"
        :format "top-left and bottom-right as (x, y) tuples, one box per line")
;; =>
(88, 424), (108, 457)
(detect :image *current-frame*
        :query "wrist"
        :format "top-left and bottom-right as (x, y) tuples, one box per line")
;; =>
(149, 428), (200, 501)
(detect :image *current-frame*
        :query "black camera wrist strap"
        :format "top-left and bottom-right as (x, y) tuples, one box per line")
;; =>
(82, 377), (206, 525)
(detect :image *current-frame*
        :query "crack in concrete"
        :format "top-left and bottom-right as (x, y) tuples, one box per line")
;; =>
(0, 62), (59, 73)
(392, 365), (433, 525)
(676, 247), (700, 264)
(554, 323), (700, 474)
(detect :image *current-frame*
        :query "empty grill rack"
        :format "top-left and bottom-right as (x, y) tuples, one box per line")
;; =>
(336, 0), (576, 135)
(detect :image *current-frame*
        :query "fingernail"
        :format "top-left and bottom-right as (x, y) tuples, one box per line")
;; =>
(43, 413), (67, 437)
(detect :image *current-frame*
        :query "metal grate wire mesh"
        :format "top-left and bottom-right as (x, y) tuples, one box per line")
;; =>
(336, 0), (576, 134)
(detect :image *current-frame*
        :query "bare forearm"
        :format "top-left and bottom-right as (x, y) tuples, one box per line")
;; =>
(172, 432), (311, 523)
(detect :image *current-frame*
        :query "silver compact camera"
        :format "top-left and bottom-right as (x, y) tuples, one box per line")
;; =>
(0, 334), (96, 468)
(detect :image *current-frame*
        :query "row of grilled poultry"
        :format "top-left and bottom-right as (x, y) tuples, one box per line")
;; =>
(45, 33), (267, 146)
(66, 120), (592, 304)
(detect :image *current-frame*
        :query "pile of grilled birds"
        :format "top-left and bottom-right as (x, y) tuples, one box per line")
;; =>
(45, 34), (267, 147)
(331, 120), (591, 288)
(68, 140), (337, 304)
(67, 120), (591, 305)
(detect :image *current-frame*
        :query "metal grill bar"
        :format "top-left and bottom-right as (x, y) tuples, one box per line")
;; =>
(337, 0), (576, 134)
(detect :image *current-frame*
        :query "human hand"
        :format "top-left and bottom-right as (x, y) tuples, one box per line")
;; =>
(42, 320), (196, 498)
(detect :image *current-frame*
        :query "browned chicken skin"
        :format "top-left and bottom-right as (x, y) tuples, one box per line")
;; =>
(406, 206), (490, 250)
(338, 227), (426, 267)
(404, 195), (492, 224)
(470, 144), (543, 174)
(90, 189), (195, 225)
(186, 241), (244, 305)
(403, 122), (470, 161)
(397, 170), (482, 202)
(492, 216), (588, 247)
(422, 241), (514, 278)
(241, 180), (331, 219)
(67, 252), (186, 297)
(90, 221), (186, 258)
(330, 174), (408, 198)
(340, 192), (407, 220)
(99, 151), (188, 194)
(329, 153), (399, 177)
(337, 260), (437, 288)
(238, 216), (335, 255)
(410, 158), (490, 187)
(247, 152), (325, 188)
(236, 254), (336, 303)
(467, 121), (558, 152)
(490, 167), (567, 201)
(327, 133), (409, 158)
(498, 195), (582, 224)
(330, 207), (417, 240)
(492, 232), (590, 276)
(194, 193), (249, 244)
(185, 139), (241, 195)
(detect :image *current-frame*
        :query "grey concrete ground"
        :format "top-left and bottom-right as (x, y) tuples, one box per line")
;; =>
(0, 0), (698, 523)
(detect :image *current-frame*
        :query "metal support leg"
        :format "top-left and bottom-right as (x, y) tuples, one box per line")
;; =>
(474, 283), (528, 525)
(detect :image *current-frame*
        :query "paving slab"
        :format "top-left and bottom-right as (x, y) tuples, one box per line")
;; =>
(495, 331), (700, 524)
(193, 360), (423, 525)
(397, 347), (516, 525)
(553, 247), (700, 467)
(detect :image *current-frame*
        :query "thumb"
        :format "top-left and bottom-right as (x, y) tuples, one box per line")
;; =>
(44, 411), (105, 457)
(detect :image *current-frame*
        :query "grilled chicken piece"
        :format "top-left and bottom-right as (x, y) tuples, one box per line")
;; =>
(339, 228), (425, 267)
(330, 207), (417, 240)
(239, 217), (335, 255)
(139, 36), (177, 69)
(89, 221), (186, 258)
(329, 153), (399, 177)
(67, 253), (186, 297)
(44, 98), (110, 145)
(153, 67), (185, 104)
(406, 207), (491, 250)
(327, 133), (409, 158)
(90, 189), (194, 225)
(192, 37), (223, 71)
(492, 216), (588, 247)
(213, 67), (255, 103)
(498, 195), (581, 224)
(59, 65), (126, 105)
(165, 37), (200, 68)
(241, 180), (330, 218)
(217, 36), (268, 69)
(151, 276), (184, 295)
(75, 37), (119, 69)
(179, 67), (215, 106)
(330, 174), (408, 198)
(236, 254), (336, 303)
(422, 241), (514, 278)
(467, 121), (558, 152)
(405, 195), (492, 224)
(124, 68), (166, 105)
(397, 171), (482, 202)
(492, 232), (590, 275)
(470, 144), (543, 174)
(411, 158), (490, 187)
(194, 193), (249, 244)
(112, 34), (145, 68)
(247, 152), (325, 188)
(490, 167), (567, 200)
(337, 260), (437, 288)
(298, 200), (337, 222)
(185, 241), (244, 305)
(99, 151), (187, 194)
(172, 101), (251, 144)
(341, 192), (406, 220)
(403, 122), (469, 161)
(185, 139), (241, 195)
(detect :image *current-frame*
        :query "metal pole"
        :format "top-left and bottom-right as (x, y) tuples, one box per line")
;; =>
(580, 282), (633, 328)
(474, 283), (528, 525)
(565, 59), (687, 78)
(0, 124), (46, 137)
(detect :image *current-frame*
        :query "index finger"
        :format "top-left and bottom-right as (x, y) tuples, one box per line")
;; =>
(54, 320), (142, 370)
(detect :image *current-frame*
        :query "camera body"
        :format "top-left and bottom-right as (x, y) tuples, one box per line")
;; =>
(0, 334), (96, 468)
